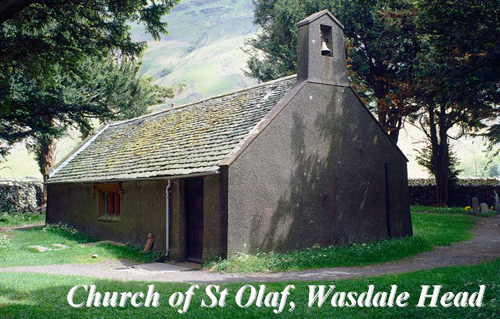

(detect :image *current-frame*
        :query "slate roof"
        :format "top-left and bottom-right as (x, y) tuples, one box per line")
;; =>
(296, 10), (344, 29)
(48, 75), (298, 183)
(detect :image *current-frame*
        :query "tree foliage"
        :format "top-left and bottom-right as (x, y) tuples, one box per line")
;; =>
(0, 0), (180, 71)
(407, 0), (500, 205)
(0, 0), (181, 205)
(0, 0), (180, 151)
(245, 0), (421, 142)
(0, 0), (180, 156)
(19, 58), (179, 183)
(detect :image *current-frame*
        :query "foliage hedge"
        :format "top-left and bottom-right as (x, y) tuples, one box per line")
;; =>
(409, 178), (500, 187)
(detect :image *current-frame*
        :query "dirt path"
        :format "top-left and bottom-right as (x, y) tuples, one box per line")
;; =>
(0, 216), (499, 283)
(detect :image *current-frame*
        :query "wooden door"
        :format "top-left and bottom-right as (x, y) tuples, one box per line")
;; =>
(185, 178), (204, 262)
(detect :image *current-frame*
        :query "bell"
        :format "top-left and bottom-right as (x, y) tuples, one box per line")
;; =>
(321, 39), (331, 56)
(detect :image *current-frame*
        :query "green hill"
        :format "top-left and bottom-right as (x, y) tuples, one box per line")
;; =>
(131, 0), (258, 108)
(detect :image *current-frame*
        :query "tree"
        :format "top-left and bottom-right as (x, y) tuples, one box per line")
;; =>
(489, 163), (500, 178)
(0, 0), (36, 24)
(0, 0), (182, 205)
(10, 58), (180, 203)
(1, 0), (180, 156)
(245, 0), (421, 142)
(407, 0), (500, 205)
(415, 141), (461, 185)
(485, 124), (500, 159)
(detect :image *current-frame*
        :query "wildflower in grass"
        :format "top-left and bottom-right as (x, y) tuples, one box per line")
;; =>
(43, 222), (78, 235)
(0, 236), (11, 250)
(0, 235), (12, 261)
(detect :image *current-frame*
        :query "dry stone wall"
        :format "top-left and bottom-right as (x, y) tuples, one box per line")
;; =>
(0, 179), (43, 212)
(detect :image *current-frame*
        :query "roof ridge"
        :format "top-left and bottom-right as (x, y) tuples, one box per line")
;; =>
(109, 74), (298, 127)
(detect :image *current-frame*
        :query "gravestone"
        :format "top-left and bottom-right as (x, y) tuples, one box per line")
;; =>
(480, 203), (489, 214)
(494, 191), (500, 214)
(472, 197), (479, 214)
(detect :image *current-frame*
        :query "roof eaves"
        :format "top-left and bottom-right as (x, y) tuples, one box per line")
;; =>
(45, 168), (220, 184)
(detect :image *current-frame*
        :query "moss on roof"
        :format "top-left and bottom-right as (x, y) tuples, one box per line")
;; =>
(49, 76), (297, 183)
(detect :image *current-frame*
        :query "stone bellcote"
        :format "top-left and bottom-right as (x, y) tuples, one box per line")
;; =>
(296, 10), (349, 86)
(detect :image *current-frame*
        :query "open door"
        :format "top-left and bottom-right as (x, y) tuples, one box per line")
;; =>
(185, 178), (204, 262)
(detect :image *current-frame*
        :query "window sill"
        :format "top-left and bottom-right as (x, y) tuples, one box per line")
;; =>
(98, 215), (122, 222)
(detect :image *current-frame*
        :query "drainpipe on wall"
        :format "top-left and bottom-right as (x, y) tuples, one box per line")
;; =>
(165, 179), (172, 258)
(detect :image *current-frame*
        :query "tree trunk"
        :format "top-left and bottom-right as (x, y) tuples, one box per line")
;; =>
(40, 138), (56, 208)
(377, 99), (401, 144)
(378, 106), (388, 132)
(429, 105), (450, 206)
(39, 117), (57, 208)
(389, 129), (400, 144)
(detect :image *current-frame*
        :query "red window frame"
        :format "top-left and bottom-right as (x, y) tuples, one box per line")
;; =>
(105, 191), (120, 216)
(94, 183), (123, 217)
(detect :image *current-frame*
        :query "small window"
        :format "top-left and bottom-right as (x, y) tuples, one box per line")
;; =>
(104, 191), (121, 216)
(94, 183), (123, 218)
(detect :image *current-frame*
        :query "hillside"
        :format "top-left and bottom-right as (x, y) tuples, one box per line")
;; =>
(131, 0), (258, 108)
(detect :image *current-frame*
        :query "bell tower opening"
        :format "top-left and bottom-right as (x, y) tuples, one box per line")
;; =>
(296, 10), (348, 85)
(320, 25), (333, 57)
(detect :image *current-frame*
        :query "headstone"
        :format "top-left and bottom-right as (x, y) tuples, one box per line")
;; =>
(480, 203), (489, 214)
(472, 197), (479, 214)
(494, 191), (500, 214)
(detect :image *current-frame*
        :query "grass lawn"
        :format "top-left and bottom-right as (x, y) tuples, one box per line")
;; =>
(0, 224), (159, 267)
(0, 207), (484, 270)
(0, 212), (45, 228)
(206, 208), (481, 273)
(411, 206), (496, 217)
(0, 259), (498, 318)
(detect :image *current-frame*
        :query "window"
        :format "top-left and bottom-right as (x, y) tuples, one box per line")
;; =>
(94, 183), (123, 219)
(104, 191), (121, 216)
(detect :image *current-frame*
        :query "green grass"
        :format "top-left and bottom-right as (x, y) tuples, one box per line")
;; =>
(206, 209), (481, 273)
(0, 259), (498, 317)
(411, 205), (497, 217)
(0, 223), (160, 267)
(0, 212), (45, 227)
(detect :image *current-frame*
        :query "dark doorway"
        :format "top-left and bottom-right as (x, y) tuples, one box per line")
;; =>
(185, 178), (204, 262)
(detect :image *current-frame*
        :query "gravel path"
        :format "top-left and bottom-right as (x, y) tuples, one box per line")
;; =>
(1, 215), (499, 283)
